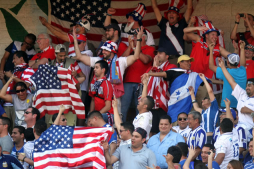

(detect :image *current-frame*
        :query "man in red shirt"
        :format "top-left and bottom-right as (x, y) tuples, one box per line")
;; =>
(231, 13), (254, 46)
(29, 33), (55, 71)
(245, 44), (254, 79)
(120, 30), (155, 122)
(89, 60), (114, 124)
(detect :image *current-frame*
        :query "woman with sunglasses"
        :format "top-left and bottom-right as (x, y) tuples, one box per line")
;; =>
(0, 75), (33, 129)
(52, 104), (67, 126)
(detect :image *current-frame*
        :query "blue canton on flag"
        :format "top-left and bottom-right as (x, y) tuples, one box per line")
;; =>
(50, 0), (111, 28)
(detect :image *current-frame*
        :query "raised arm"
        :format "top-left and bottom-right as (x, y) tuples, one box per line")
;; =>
(73, 26), (91, 66)
(184, 0), (193, 23)
(218, 58), (237, 90)
(151, 0), (163, 23)
(219, 46), (231, 58)
(0, 51), (10, 72)
(126, 27), (143, 67)
(230, 13), (240, 41)
(54, 104), (65, 125)
(141, 73), (149, 99)
(199, 73), (215, 102)
(101, 141), (118, 165)
(104, 8), (115, 27)
(208, 43), (217, 73)
(183, 146), (196, 169)
(243, 13), (254, 38)
(207, 150), (214, 169)
(224, 98), (234, 122)
(0, 75), (14, 103)
(183, 26), (206, 42)
(29, 58), (49, 69)
(239, 40), (246, 67)
(39, 16), (69, 42)
(188, 86), (202, 113)
(112, 96), (122, 134)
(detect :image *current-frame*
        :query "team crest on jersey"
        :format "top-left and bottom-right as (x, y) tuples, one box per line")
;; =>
(192, 137), (195, 140)
(2, 162), (7, 167)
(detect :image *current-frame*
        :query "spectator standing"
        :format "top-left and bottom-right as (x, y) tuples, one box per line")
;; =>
(147, 115), (185, 169)
(244, 44), (254, 79)
(187, 111), (207, 161)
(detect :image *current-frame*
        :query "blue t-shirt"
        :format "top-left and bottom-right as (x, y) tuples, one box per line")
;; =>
(0, 105), (5, 116)
(103, 124), (117, 145)
(206, 161), (221, 169)
(216, 66), (247, 108)
(179, 159), (194, 169)
(201, 99), (219, 133)
(11, 144), (25, 157)
(0, 154), (23, 169)
(158, 17), (187, 55)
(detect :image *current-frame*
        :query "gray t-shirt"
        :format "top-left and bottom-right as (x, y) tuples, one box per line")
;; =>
(0, 135), (13, 153)
(113, 144), (156, 169)
(11, 93), (33, 126)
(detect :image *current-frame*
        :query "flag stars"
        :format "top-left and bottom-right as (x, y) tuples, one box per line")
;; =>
(57, 0), (60, 3)
(71, 16), (75, 20)
(61, 13), (64, 18)
(76, 13), (80, 18)
(98, 7), (102, 11)
(76, 4), (80, 8)
(93, 1), (97, 6)
(92, 20), (96, 25)
(72, 0), (75, 2)
(82, 0), (86, 4)
(87, 15), (91, 19)
(104, 2), (108, 7)
(97, 16), (102, 21)
(57, 8), (60, 12)
(61, 5), (65, 9)
(71, 8), (75, 12)
(92, 11), (96, 15)
(53, 2), (56, 6)
(87, 5), (91, 10)
(176, 90), (180, 95)
(66, 2), (70, 6)
(81, 9), (85, 14)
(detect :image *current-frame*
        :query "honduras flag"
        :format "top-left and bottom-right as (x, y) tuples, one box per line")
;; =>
(168, 70), (203, 122)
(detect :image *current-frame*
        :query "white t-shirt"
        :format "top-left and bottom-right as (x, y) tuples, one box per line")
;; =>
(232, 84), (254, 129)
(90, 57), (127, 80)
(172, 126), (191, 138)
(133, 112), (153, 140)
(24, 140), (35, 169)
(214, 132), (239, 169)
(78, 50), (93, 91)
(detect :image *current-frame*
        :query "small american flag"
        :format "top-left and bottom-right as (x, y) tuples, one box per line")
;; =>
(34, 125), (112, 168)
(29, 64), (85, 119)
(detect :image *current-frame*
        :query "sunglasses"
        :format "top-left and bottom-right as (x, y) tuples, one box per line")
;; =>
(16, 89), (26, 93)
(62, 118), (67, 122)
(119, 129), (126, 133)
(24, 111), (32, 115)
(178, 118), (187, 121)
(78, 41), (83, 45)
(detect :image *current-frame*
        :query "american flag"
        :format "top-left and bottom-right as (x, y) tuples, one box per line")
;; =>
(29, 65), (85, 119)
(34, 125), (113, 168)
(48, 0), (199, 48)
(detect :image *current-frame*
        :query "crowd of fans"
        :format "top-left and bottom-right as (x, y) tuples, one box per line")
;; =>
(0, 0), (254, 169)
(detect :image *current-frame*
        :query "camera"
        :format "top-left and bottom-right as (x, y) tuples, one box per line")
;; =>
(239, 13), (244, 17)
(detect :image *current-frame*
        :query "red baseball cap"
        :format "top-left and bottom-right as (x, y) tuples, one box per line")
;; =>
(76, 34), (86, 42)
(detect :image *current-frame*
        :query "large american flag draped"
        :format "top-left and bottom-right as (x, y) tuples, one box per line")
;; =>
(49, 0), (199, 48)
(34, 125), (113, 168)
(29, 65), (85, 119)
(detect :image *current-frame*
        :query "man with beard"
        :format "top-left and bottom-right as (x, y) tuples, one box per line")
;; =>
(218, 58), (254, 140)
(97, 23), (128, 57)
(104, 3), (155, 46)
(39, 16), (90, 57)
(151, 0), (192, 58)
(73, 27), (143, 117)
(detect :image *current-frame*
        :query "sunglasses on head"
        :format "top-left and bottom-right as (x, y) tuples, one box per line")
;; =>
(16, 89), (26, 93)
(178, 118), (187, 121)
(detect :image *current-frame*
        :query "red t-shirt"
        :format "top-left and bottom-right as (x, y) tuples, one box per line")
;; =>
(246, 59), (254, 79)
(236, 31), (254, 46)
(31, 46), (56, 71)
(117, 42), (128, 57)
(89, 77), (114, 114)
(124, 45), (155, 83)
(190, 38), (221, 78)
